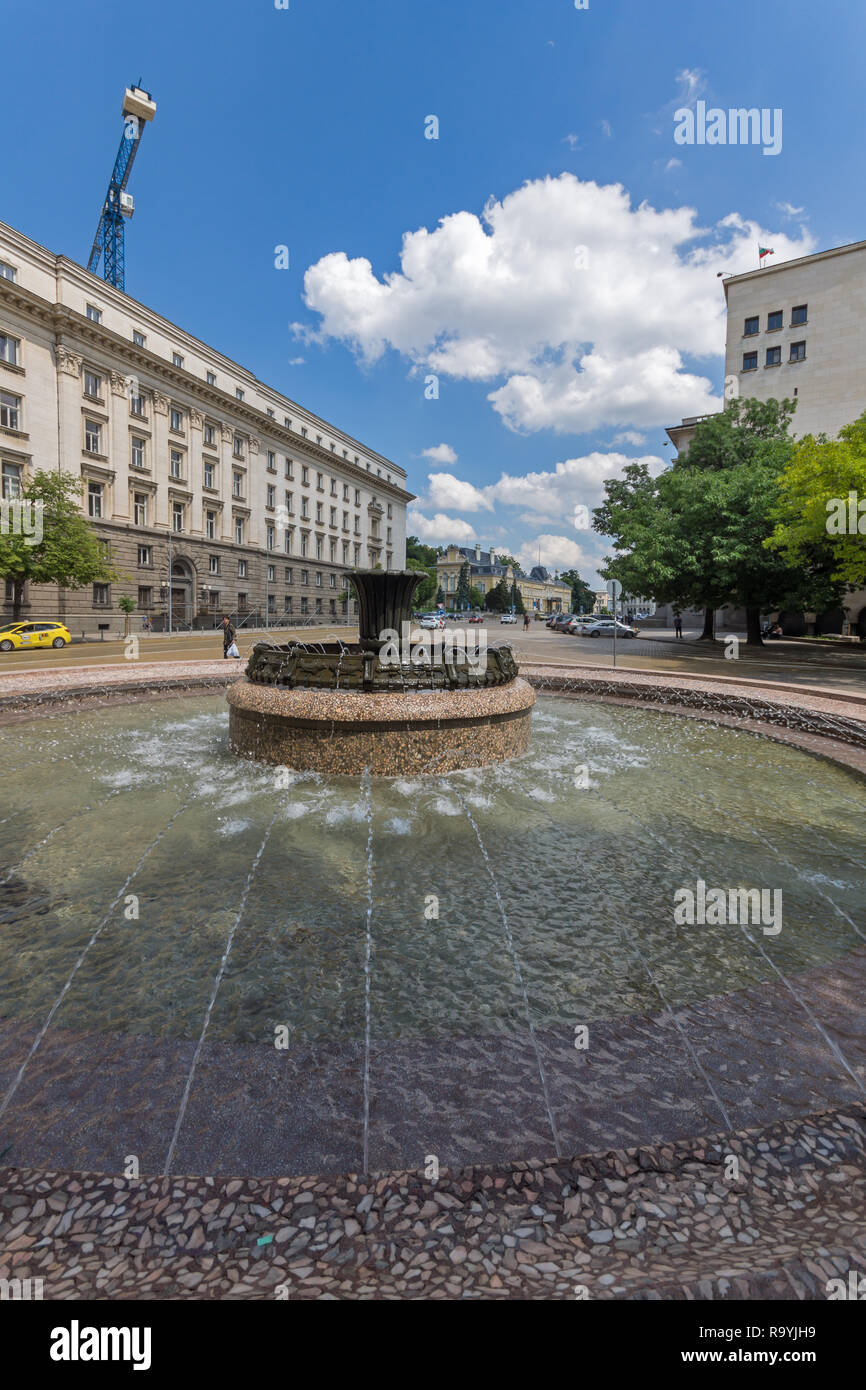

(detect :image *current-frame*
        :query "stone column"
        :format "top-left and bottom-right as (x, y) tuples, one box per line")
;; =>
(188, 408), (204, 534)
(109, 371), (130, 520)
(151, 391), (170, 528)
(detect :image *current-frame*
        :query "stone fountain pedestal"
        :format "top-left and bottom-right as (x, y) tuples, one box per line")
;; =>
(227, 677), (535, 775)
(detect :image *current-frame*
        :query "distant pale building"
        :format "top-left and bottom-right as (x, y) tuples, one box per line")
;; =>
(437, 543), (571, 612)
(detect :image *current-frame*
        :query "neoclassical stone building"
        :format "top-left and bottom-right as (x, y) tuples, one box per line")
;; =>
(0, 219), (412, 633)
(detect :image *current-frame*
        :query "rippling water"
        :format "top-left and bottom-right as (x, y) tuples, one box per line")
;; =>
(1, 695), (864, 1047)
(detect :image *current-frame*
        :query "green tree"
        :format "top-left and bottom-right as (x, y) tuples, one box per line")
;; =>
(493, 552), (520, 571)
(455, 560), (472, 609)
(560, 568), (595, 612)
(766, 411), (866, 588)
(435, 585), (445, 606)
(406, 556), (437, 607)
(468, 584), (485, 610)
(487, 576), (511, 612)
(405, 534), (442, 568)
(117, 594), (136, 637)
(510, 581), (525, 613)
(0, 470), (115, 620)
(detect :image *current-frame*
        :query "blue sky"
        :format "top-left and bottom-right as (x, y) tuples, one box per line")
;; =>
(4, 0), (864, 583)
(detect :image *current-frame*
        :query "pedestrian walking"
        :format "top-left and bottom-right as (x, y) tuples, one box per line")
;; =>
(674, 614), (683, 639)
(221, 616), (239, 659)
(523, 612), (531, 631)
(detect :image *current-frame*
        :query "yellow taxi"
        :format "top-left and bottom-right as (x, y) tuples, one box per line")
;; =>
(0, 621), (72, 652)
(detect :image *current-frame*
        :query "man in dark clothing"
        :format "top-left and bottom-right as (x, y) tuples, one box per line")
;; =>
(221, 616), (236, 658)
(523, 612), (531, 631)
(674, 615), (683, 639)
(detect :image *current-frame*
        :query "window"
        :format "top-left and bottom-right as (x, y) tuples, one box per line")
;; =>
(300, 426), (307, 437)
(86, 305), (101, 323)
(234, 518), (244, 545)
(0, 261), (17, 282)
(767, 310), (783, 332)
(172, 352), (184, 367)
(284, 417), (291, 428)
(284, 530), (293, 554)
(238, 591), (248, 610)
(330, 479), (337, 496)
(316, 472), (323, 490)
(301, 533), (309, 557)
(236, 387), (244, 401)
(387, 504), (392, 519)
(301, 498), (309, 519)
(343, 484), (349, 501)
(1, 391), (21, 430)
(301, 465), (309, 485)
(93, 582), (110, 605)
(2, 461), (22, 497)
(137, 544), (152, 566)
(301, 569), (309, 585)
(330, 507), (337, 526)
(204, 423), (215, 447)
(766, 345), (782, 366)
(284, 595), (293, 613)
(206, 511), (216, 540)
(209, 555), (220, 575)
(284, 490), (294, 514)
(204, 461), (215, 489)
(85, 419), (101, 453)
(316, 502), (323, 523)
(315, 598), (322, 614)
(0, 333), (20, 365)
(138, 586), (153, 609)
(133, 493), (148, 526)
(87, 482), (104, 517)
(130, 391), (145, 417)
(329, 572), (336, 589)
(267, 450), (276, 471)
(233, 436), (244, 457)
(315, 536), (323, 559)
(266, 524), (275, 550)
(172, 501), (185, 532)
(285, 567), (294, 583)
(792, 304), (808, 325)
(789, 340), (806, 362)
(83, 370), (101, 399)
(170, 449), (183, 479)
(233, 471), (243, 498)
(133, 330), (146, 347)
(238, 558), (248, 578)
(170, 407), (183, 432)
(267, 485), (276, 508)
(206, 370), (216, 386)
(301, 596), (308, 614)
(354, 516), (361, 534)
(315, 571), (322, 587)
(387, 527), (392, 544)
(354, 489), (361, 506)
(131, 436), (146, 469)
(285, 457), (294, 479)
(742, 351), (758, 371)
(267, 563), (276, 583)
(267, 408), (275, 419)
(342, 511), (349, 530)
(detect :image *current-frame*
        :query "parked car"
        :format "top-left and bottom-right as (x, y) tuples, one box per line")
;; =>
(500, 612), (518, 624)
(0, 620), (72, 652)
(419, 613), (445, 630)
(552, 613), (577, 631)
(468, 613), (484, 624)
(579, 619), (638, 638)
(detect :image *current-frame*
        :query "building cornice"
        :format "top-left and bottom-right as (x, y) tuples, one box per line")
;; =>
(723, 238), (866, 295)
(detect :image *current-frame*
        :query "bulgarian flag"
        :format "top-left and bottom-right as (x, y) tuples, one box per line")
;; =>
(758, 245), (775, 263)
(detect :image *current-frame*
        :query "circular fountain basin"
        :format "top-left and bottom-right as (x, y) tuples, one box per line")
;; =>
(227, 675), (535, 774)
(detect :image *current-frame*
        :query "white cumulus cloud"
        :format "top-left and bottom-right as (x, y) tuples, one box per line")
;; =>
(420, 442), (459, 465)
(408, 508), (476, 544)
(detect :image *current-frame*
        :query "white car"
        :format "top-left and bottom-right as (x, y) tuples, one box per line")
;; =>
(499, 613), (518, 624)
(419, 613), (445, 629)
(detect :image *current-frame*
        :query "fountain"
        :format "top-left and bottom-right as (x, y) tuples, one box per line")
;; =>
(227, 569), (536, 774)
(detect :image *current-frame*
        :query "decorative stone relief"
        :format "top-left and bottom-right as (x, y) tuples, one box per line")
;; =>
(152, 392), (170, 415)
(56, 347), (82, 377)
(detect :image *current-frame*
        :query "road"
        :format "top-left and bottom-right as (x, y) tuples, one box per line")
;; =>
(2, 621), (866, 694)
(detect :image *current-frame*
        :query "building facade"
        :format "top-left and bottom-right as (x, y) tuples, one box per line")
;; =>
(0, 220), (412, 633)
(437, 544), (571, 612)
(664, 238), (866, 635)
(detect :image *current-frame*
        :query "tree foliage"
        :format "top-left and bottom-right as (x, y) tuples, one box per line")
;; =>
(0, 470), (115, 619)
(766, 412), (866, 588)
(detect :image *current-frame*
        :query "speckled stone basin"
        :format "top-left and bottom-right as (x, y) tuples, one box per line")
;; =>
(227, 676), (536, 774)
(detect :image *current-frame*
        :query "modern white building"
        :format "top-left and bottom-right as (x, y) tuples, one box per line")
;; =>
(0, 219), (412, 633)
(665, 238), (866, 635)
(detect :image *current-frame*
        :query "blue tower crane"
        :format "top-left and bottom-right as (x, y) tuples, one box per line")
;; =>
(87, 85), (157, 292)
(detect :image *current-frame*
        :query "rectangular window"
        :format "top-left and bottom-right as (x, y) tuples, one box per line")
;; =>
(137, 544), (152, 566)
(93, 582), (110, 605)
(267, 451), (276, 471)
(285, 457), (293, 479)
(315, 571), (322, 587)
(789, 340), (806, 362)
(234, 518), (244, 545)
(767, 310), (783, 332)
(301, 569), (309, 585)
(206, 370), (216, 385)
(172, 502), (185, 532)
(204, 461), (215, 489)
(86, 305), (102, 323)
(301, 533), (308, 557)
(209, 554), (220, 575)
(170, 408), (183, 432)
(170, 450), (183, 479)
(267, 408), (274, 419)
(130, 392), (145, 417)
(354, 489), (361, 506)
(742, 351), (758, 371)
(354, 517), (360, 534)
(0, 333), (20, 365)
(204, 423), (215, 446)
(315, 597), (322, 614)
(284, 530), (293, 554)
(387, 527), (392, 543)
(267, 563), (276, 582)
(138, 586), (152, 609)
(1, 391), (21, 430)
(0, 261), (17, 282)
(233, 436), (244, 457)
(172, 352), (184, 367)
(791, 304), (808, 325)
(238, 591), (248, 610)
(330, 479), (337, 496)
(284, 595), (293, 613)
(766, 345), (782, 366)
(301, 498), (309, 519)
(206, 511), (216, 540)
(236, 387), (244, 400)
(266, 485), (275, 508)
(233, 472), (243, 498)
(343, 484), (349, 501)
(301, 465), (309, 485)
(329, 539), (336, 562)
(133, 330), (146, 347)
(329, 573), (336, 589)
(238, 558), (248, 578)
(330, 507), (337, 526)
(131, 436), (146, 468)
(84, 370), (101, 399)
(316, 502), (323, 523)
(133, 493), (147, 526)
(268, 593), (276, 614)
(315, 537), (323, 559)
(285, 567), (294, 583)
(387, 504), (392, 519)
(744, 316), (759, 336)
(284, 490), (294, 513)
(266, 525), (275, 550)
(85, 418), (102, 453)
(301, 596), (308, 614)
(2, 461), (22, 497)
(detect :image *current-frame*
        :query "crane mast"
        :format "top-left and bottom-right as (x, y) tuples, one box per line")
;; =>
(87, 85), (156, 292)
